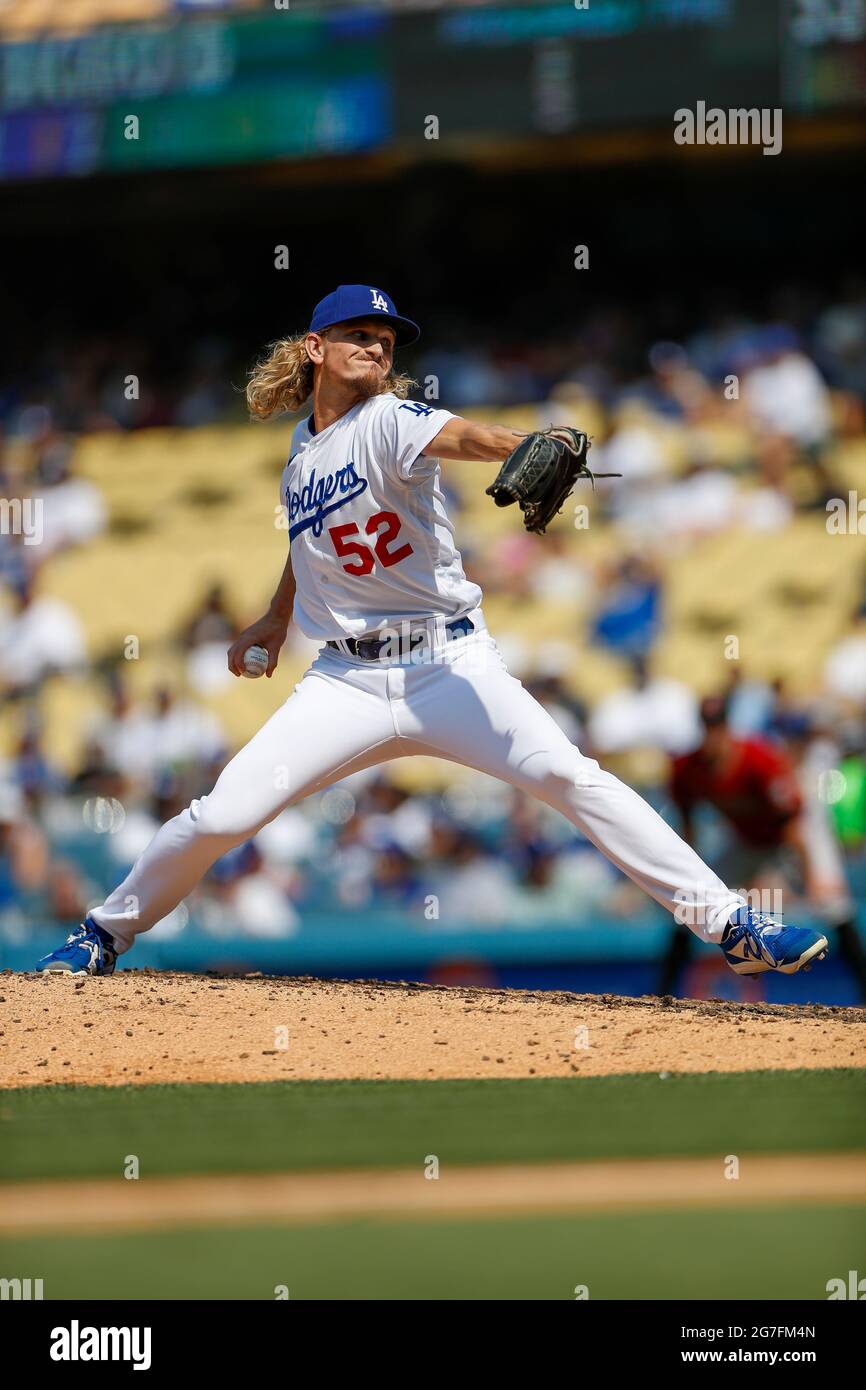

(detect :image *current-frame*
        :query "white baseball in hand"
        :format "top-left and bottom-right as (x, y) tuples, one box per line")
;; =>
(242, 644), (269, 679)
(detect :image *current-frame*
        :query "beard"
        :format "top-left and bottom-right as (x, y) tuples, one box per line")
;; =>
(353, 364), (388, 400)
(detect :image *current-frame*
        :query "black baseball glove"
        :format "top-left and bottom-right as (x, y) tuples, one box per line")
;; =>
(485, 427), (619, 535)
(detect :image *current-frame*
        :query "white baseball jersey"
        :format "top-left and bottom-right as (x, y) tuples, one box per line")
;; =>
(92, 392), (746, 961)
(280, 392), (483, 640)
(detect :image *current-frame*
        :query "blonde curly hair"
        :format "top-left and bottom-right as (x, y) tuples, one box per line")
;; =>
(246, 331), (417, 421)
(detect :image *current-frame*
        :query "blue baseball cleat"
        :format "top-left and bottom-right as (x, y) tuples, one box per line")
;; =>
(36, 919), (117, 976)
(721, 908), (828, 976)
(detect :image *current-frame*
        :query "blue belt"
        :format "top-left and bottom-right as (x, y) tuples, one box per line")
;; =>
(327, 616), (474, 662)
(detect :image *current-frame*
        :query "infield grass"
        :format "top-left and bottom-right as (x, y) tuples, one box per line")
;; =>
(2, 1204), (862, 1300)
(1, 1069), (864, 1183)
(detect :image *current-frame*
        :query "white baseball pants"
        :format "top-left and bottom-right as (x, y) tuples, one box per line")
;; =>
(93, 627), (744, 953)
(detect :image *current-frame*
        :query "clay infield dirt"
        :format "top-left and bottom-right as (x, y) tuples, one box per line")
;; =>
(3, 1152), (864, 1235)
(1, 971), (864, 1087)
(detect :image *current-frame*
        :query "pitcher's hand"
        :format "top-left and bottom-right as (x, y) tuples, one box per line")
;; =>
(227, 613), (289, 678)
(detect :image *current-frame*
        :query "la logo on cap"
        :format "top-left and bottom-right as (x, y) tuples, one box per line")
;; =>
(371, 289), (389, 311)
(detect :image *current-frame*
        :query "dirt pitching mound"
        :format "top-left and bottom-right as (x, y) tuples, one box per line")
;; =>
(2, 972), (864, 1088)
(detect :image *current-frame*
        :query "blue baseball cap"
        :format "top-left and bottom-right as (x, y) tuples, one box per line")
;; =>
(308, 285), (420, 347)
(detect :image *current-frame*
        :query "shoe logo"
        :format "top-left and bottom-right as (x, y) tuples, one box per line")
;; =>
(726, 932), (773, 964)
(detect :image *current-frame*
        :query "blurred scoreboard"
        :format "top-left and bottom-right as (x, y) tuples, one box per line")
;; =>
(783, 0), (866, 112)
(396, 0), (780, 138)
(396, 0), (866, 137)
(0, 0), (864, 181)
(0, 10), (390, 178)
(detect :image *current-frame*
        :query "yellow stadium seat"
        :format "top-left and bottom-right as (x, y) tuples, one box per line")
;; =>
(21, 419), (866, 770)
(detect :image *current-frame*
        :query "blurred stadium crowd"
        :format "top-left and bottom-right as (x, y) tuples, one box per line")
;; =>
(6, 276), (866, 433)
(2, 275), (866, 981)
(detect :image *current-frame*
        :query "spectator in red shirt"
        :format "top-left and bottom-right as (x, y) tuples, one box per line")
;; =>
(660, 696), (865, 997)
(671, 696), (803, 855)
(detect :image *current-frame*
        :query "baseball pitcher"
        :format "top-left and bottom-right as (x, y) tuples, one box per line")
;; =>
(37, 286), (829, 981)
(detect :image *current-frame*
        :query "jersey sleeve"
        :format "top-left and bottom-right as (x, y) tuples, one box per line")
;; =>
(372, 397), (455, 483)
